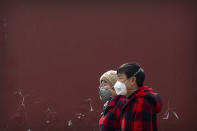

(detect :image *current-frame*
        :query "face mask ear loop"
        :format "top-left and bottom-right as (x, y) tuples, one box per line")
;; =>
(127, 68), (143, 85)
(133, 68), (144, 76)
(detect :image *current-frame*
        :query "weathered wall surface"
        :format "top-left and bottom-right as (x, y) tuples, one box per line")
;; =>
(0, 2), (196, 131)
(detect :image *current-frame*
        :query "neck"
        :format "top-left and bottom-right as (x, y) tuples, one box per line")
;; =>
(126, 86), (138, 97)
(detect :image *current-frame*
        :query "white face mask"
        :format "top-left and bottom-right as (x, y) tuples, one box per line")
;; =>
(113, 81), (127, 96)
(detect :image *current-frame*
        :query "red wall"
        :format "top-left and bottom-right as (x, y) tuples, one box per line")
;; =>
(0, 2), (196, 131)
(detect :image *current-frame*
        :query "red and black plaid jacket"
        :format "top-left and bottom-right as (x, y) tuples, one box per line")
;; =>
(121, 86), (162, 131)
(99, 95), (128, 131)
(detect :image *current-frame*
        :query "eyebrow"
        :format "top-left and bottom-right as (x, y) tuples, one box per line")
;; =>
(102, 80), (107, 83)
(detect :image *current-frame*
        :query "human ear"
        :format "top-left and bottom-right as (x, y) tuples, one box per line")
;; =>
(130, 77), (136, 85)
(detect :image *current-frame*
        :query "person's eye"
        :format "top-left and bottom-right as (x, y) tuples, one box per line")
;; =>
(119, 77), (123, 80)
(103, 83), (107, 86)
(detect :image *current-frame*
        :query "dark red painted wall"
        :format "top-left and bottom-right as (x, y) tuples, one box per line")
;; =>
(0, 2), (196, 131)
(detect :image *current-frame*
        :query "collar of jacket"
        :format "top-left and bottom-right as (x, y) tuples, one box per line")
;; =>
(122, 86), (149, 111)
(123, 86), (162, 113)
(127, 86), (149, 100)
(103, 95), (123, 115)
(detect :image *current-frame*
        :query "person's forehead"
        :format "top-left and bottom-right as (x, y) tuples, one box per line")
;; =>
(100, 80), (110, 87)
(117, 73), (127, 77)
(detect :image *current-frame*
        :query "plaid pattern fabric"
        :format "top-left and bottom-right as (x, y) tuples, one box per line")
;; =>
(121, 86), (162, 131)
(99, 95), (128, 131)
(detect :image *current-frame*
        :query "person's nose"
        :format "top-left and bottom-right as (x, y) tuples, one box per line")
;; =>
(102, 86), (108, 89)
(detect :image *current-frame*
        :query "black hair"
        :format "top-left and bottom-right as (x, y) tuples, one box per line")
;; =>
(117, 62), (145, 87)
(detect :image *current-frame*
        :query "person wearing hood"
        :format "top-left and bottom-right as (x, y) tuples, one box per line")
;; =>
(99, 70), (128, 131)
(114, 63), (162, 131)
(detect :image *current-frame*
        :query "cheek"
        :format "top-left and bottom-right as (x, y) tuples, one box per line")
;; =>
(126, 82), (131, 89)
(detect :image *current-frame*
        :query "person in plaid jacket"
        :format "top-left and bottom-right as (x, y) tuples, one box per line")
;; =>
(99, 70), (128, 131)
(116, 63), (162, 131)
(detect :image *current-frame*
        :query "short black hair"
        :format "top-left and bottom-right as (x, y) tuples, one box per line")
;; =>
(117, 62), (145, 87)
